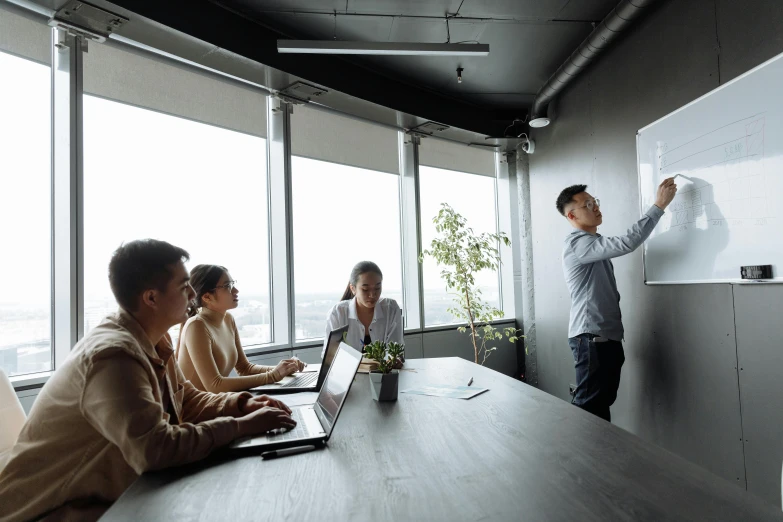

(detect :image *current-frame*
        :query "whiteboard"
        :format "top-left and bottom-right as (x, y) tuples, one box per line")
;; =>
(637, 51), (783, 284)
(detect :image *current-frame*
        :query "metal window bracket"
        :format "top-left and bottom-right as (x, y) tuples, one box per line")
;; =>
(49, 0), (129, 48)
(271, 93), (308, 110)
(405, 129), (430, 140)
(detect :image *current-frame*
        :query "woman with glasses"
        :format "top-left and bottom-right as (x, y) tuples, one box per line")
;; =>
(324, 261), (404, 368)
(177, 264), (304, 392)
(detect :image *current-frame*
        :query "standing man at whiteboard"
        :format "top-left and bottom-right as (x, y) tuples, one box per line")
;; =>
(556, 178), (677, 422)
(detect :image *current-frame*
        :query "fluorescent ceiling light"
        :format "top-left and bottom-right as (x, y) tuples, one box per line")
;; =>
(277, 40), (489, 56)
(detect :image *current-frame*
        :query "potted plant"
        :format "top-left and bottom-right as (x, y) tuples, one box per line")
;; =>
(420, 203), (523, 366)
(364, 341), (405, 401)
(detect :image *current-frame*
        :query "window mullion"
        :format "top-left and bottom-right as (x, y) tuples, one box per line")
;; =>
(51, 28), (84, 369)
(398, 133), (423, 331)
(266, 98), (293, 346)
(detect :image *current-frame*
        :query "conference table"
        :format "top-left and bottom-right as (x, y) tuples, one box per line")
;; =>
(101, 358), (783, 521)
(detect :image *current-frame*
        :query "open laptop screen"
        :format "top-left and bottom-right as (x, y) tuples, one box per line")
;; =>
(321, 325), (349, 377)
(314, 342), (361, 436)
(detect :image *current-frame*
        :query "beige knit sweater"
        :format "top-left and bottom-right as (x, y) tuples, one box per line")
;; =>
(177, 307), (281, 392)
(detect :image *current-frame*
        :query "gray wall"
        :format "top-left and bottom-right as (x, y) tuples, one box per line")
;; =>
(527, 0), (783, 507)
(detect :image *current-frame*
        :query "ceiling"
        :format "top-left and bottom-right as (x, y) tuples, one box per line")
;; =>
(221, 0), (619, 111)
(80, 0), (623, 138)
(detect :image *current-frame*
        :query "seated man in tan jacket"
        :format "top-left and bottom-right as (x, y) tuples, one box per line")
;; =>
(0, 239), (296, 522)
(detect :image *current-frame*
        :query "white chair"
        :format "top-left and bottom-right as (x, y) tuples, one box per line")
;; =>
(0, 369), (27, 472)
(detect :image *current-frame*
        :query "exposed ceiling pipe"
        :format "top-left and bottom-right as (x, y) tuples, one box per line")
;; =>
(528, 0), (659, 128)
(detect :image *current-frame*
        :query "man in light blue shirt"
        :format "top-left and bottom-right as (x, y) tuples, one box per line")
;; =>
(557, 178), (677, 422)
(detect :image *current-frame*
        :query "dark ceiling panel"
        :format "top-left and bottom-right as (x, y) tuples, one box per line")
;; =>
(230, 0), (464, 17)
(258, 11), (396, 40)
(106, 0), (516, 136)
(215, 0), (613, 113)
(459, 0), (619, 21)
(450, 92), (536, 110)
(557, 0), (624, 20)
(228, 0), (618, 21)
(343, 20), (590, 99)
(104, 0), (624, 136)
(230, 4), (594, 101)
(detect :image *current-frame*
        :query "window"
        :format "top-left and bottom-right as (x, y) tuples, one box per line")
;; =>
(0, 50), (51, 376)
(291, 157), (403, 340)
(82, 97), (270, 346)
(418, 140), (500, 327)
(290, 106), (402, 341)
(82, 43), (270, 348)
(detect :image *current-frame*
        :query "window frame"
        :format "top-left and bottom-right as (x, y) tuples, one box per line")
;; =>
(416, 161), (505, 328)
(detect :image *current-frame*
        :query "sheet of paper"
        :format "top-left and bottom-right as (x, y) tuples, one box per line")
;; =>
(401, 384), (488, 400)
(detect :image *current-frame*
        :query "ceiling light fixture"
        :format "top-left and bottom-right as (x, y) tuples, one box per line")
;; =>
(277, 40), (489, 56)
(456, 67), (463, 83)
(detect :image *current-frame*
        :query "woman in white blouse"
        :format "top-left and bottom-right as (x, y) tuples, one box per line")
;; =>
(324, 261), (403, 366)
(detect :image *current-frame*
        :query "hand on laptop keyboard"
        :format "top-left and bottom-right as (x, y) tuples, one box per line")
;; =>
(236, 406), (297, 437)
(273, 358), (302, 379)
(244, 395), (292, 414)
(267, 409), (311, 439)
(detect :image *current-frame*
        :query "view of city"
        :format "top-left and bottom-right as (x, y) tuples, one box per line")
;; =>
(1, 285), (501, 377)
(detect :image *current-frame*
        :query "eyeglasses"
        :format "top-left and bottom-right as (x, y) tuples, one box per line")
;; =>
(574, 198), (600, 212)
(211, 280), (237, 292)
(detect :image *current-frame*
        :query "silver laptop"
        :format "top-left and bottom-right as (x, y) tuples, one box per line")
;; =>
(251, 325), (349, 394)
(229, 342), (362, 452)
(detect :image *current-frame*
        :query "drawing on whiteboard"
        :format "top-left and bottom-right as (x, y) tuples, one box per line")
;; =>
(655, 115), (769, 232)
(646, 176), (730, 280)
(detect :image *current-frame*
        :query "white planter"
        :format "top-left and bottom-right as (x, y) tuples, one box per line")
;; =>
(369, 370), (399, 401)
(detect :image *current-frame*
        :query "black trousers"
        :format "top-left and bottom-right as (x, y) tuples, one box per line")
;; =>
(568, 334), (625, 422)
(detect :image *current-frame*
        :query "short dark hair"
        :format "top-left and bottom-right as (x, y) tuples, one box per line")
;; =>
(108, 239), (190, 312)
(556, 184), (587, 216)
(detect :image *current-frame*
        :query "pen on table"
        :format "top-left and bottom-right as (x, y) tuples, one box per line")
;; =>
(467, 377), (473, 387)
(261, 445), (316, 460)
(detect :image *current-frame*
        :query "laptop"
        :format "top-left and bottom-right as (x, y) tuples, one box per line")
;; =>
(251, 325), (349, 394)
(229, 342), (362, 452)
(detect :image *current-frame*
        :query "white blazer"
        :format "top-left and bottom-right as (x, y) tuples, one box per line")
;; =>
(323, 297), (403, 356)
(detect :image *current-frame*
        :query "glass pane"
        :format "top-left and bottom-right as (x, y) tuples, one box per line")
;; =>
(292, 157), (403, 341)
(419, 166), (499, 326)
(83, 96), (271, 348)
(0, 51), (52, 376)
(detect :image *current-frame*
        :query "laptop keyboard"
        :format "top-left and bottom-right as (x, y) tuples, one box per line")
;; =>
(267, 408), (314, 441)
(279, 372), (318, 388)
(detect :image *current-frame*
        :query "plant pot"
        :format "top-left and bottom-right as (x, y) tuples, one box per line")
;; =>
(369, 370), (399, 401)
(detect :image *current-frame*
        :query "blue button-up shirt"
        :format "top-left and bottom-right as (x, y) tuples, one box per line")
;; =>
(563, 205), (664, 341)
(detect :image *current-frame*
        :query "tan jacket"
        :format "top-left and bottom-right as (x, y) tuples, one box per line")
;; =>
(0, 310), (248, 522)
(177, 308), (280, 393)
